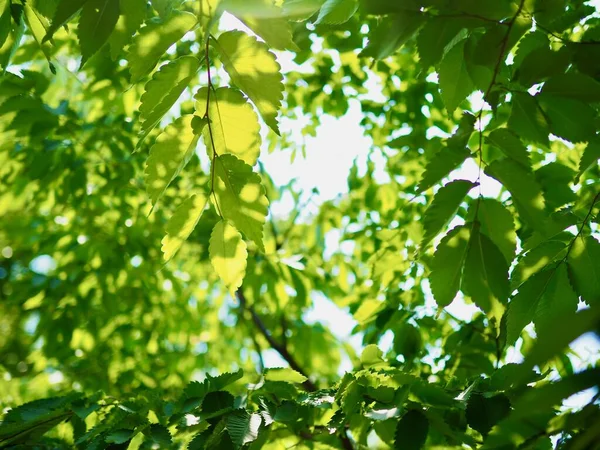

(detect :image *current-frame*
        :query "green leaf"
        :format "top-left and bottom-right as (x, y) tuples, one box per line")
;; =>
(195, 87), (262, 166)
(568, 236), (600, 304)
(161, 193), (209, 262)
(227, 411), (261, 448)
(577, 139), (600, 179)
(429, 226), (470, 308)
(439, 39), (474, 114)
(282, 0), (324, 21)
(144, 115), (205, 206)
(209, 220), (248, 295)
(315, 0), (357, 24)
(420, 180), (477, 250)
(215, 30), (283, 134)
(148, 424), (172, 446)
(463, 222), (509, 317)
(542, 72), (600, 102)
(485, 128), (530, 169)
(511, 240), (567, 289)
(360, 344), (385, 368)
(128, 10), (197, 82)
(534, 263), (578, 337)
(0, 0), (11, 48)
(264, 368), (307, 384)
(45, 0), (89, 41)
(212, 154), (269, 251)
(360, 11), (425, 60)
(514, 46), (570, 87)
(394, 410), (428, 450)
(417, 146), (471, 193)
(77, 0), (120, 66)
(140, 56), (201, 138)
(485, 158), (548, 233)
(23, 4), (55, 68)
(108, 0), (146, 60)
(473, 198), (516, 264)
(466, 394), (510, 437)
(507, 92), (549, 147)
(417, 17), (470, 67)
(535, 162), (577, 210)
(537, 94), (596, 143)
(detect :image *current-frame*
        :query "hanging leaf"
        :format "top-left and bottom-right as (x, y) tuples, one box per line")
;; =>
(209, 220), (248, 295)
(429, 226), (470, 308)
(420, 180), (477, 250)
(23, 4), (55, 70)
(360, 11), (425, 60)
(44, 0), (88, 41)
(394, 410), (429, 450)
(128, 10), (197, 82)
(144, 115), (206, 206)
(577, 139), (600, 179)
(140, 56), (201, 139)
(473, 198), (516, 264)
(507, 92), (549, 147)
(534, 263), (578, 337)
(485, 128), (531, 169)
(227, 411), (261, 448)
(108, 0), (147, 60)
(511, 240), (567, 289)
(439, 39), (474, 114)
(542, 72), (600, 102)
(77, 0), (120, 66)
(315, 0), (357, 24)
(215, 30), (284, 134)
(568, 236), (600, 304)
(212, 154), (269, 251)
(264, 368), (307, 383)
(466, 394), (510, 437)
(161, 194), (209, 262)
(195, 87), (262, 166)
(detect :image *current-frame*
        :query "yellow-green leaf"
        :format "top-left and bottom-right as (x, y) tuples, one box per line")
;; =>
(108, 0), (146, 60)
(162, 193), (209, 262)
(77, 0), (121, 66)
(145, 115), (206, 206)
(209, 220), (248, 295)
(264, 367), (307, 384)
(195, 87), (261, 166)
(215, 30), (283, 134)
(128, 10), (197, 82)
(212, 154), (269, 251)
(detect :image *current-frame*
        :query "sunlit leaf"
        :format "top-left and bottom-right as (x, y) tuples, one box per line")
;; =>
(162, 193), (209, 262)
(209, 220), (248, 294)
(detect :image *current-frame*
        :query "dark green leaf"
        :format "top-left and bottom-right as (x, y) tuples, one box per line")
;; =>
(394, 410), (429, 450)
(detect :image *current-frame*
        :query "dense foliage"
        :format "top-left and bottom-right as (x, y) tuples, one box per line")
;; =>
(1, 0), (600, 448)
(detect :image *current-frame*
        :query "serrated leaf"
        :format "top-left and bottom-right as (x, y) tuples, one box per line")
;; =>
(534, 263), (578, 337)
(209, 220), (247, 294)
(417, 16), (470, 67)
(485, 128), (530, 169)
(542, 72), (600, 102)
(538, 94), (596, 143)
(77, 0), (120, 66)
(417, 146), (471, 193)
(148, 424), (172, 446)
(23, 4), (55, 68)
(195, 87), (261, 165)
(144, 115), (206, 206)
(227, 411), (261, 448)
(429, 226), (470, 308)
(128, 10), (197, 82)
(577, 139), (600, 179)
(420, 180), (476, 250)
(536, 162), (577, 210)
(264, 368), (307, 384)
(360, 344), (385, 368)
(108, 0), (146, 60)
(439, 39), (474, 114)
(212, 154), (269, 251)
(515, 46), (570, 87)
(140, 56), (200, 137)
(511, 240), (567, 289)
(105, 429), (134, 444)
(568, 236), (600, 304)
(0, 0), (11, 48)
(395, 410), (428, 450)
(315, 0), (357, 24)
(44, 0), (88, 41)
(360, 11), (425, 60)
(207, 369), (244, 391)
(463, 222), (509, 317)
(161, 193), (208, 262)
(507, 92), (549, 147)
(282, 0), (324, 20)
(466, 394), (510, 436)
(215, 30), (283, 134)
(474, 198), (516, 264)
(485, 158), (548, 233)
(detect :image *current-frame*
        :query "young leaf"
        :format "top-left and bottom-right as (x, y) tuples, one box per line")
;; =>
(474, 198), (516, 264)
(485, 128), (531, 169)
(264, 368), (307, 384)
(140, 56), (201, 138)
(485, 158), (548, 233)
(395, 410), (429, 450)
(420, 180), (477, 250)
(438, 39), (474, 114)
(108, 0), (146, 60)
(212, 154), (269, 251)
(44, 0), (88, 41)
(466, 394), (510, 437)
(77, 0), (120, 66)
(195, 87), (262, 166)
(128, 10), (197, 82)
(361, 11), (425, 60)
(227, 411), (261, 449)
(542, 72), (600, 102)
(161, 193), (209, 262)
(209, 220), (248, 295)
(315, 0), (357, 24)
(429, 226), (470, 308)
(463, 222), (509, 317)
(507, 92), (549, 147)
(144, 115), (206, 206)
(215, 30), (283, 134)
(568, 236), (600, 304)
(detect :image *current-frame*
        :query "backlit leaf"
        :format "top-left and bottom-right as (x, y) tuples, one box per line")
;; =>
(474, 198), (516, 264)
(361, 11), (425, 60)
(439, 39), (474, 114)
(315, 0), (357, 24)
(542, 72), (600, 102)
(209, 220), (248, 294)
(507, 92), (549, 147)
(485, 129), (530, 169)
(161, 193), (209, 262)
(511, 240), (567, 289)
(77, 0), (120, 66)
(45, 0), (88, 41)
(568, 236), (600, 304)
(108, 0), (146, 60)
(264, 368), (307, 384)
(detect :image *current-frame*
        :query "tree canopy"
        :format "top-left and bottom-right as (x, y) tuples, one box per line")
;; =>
(1, 0), (600, 449)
